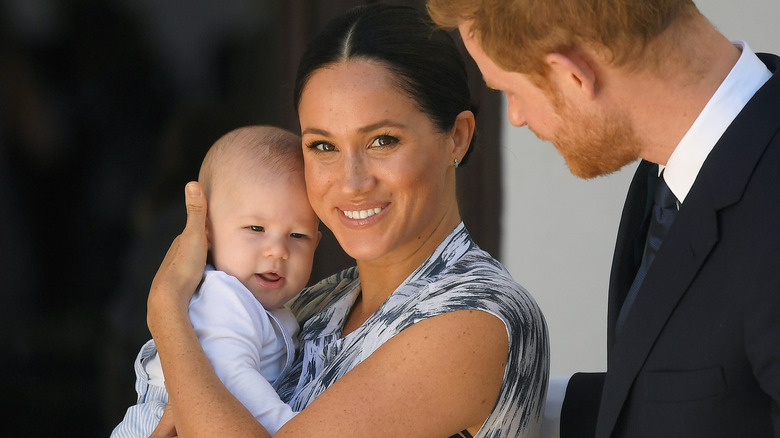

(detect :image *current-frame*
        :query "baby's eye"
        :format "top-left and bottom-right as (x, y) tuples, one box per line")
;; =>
(370, 135), (398, 148)
(249, 225), (264, 232)
(290, 232), (306, 239)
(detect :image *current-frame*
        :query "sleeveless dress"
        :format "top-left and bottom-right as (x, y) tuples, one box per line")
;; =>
(276, 223), (549, 437)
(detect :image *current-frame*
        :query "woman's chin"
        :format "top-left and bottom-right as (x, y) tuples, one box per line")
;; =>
(336, 237), (389, 263)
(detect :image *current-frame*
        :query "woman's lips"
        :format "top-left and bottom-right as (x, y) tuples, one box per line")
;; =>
(342, 206), (383, 219)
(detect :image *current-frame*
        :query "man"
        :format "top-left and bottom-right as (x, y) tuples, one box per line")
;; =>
(428, 1), (780, 437)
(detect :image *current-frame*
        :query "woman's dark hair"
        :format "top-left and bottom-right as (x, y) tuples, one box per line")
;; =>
(294, 3), (478, 165)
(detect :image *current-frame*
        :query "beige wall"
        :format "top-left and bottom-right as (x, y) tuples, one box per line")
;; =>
(499, 0), (780, 375)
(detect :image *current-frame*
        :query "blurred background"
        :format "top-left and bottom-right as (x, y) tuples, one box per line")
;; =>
(0, 0), (501, 435)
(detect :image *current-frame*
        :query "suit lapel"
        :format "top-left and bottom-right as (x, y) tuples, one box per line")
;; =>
(596, 53), (780, 438)
(597, 196), (719, 437)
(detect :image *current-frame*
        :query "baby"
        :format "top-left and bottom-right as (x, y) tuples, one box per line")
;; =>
(112, 125), (320, 437)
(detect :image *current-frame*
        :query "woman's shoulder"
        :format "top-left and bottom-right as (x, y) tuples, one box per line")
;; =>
(421, 237), (539, 309)
(422, 234), (549, 437)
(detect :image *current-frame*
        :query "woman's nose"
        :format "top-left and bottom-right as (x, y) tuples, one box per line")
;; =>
(341, 153), (374, 195)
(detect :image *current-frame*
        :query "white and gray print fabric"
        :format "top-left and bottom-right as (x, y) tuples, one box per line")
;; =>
(276, 223), (549, 437)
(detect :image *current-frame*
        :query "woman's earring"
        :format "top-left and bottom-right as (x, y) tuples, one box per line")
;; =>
(454, 158), (459, 168)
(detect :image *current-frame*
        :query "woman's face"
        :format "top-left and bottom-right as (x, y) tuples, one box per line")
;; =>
(298, 59), (460, 264)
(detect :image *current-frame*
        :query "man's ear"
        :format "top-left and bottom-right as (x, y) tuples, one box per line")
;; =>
(545, 52), (597, 100)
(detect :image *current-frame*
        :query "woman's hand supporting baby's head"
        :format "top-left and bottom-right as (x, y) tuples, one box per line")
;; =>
(147, 181), (209, 336)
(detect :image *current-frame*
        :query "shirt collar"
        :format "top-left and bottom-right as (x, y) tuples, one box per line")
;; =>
(663, 41), (772, 203)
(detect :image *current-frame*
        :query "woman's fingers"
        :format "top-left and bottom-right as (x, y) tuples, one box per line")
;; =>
(150, 402), (178, 437)
(148, 182), (209, 326)
(183, 181), (207, 238)
(174, 181), (209, 280)
(172, 181), (209, 288)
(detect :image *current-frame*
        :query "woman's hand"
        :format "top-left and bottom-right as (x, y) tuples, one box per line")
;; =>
(144, 182), (268, 437)
(150, 402), (178, 437)
(148, 181), (209, 335)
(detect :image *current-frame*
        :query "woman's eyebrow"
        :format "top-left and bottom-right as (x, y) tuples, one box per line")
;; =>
(302, 120), (407, 137)
(301, 127), (330, 136)
(357, 120), (406, 133)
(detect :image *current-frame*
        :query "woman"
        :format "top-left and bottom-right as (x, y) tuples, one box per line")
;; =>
(147, 4), (548, 437)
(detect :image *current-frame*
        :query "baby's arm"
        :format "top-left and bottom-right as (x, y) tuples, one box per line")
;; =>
(189, 272), (297, 435)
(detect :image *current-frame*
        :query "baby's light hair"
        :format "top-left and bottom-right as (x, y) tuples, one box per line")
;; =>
(198, 125), (303, 200)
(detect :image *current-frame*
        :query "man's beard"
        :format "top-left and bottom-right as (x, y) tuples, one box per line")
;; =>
(536, 92), (643, 179)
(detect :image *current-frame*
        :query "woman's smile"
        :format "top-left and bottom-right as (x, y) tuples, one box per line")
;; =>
(342, 206), (383, 220)
(298, 60), (461, 264)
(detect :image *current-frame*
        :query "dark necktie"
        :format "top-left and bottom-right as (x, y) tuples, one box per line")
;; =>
(616, 171), (679, 333)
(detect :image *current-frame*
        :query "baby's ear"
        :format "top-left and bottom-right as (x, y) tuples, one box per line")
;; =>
(314, 230), (323, 249)
(204, 216), (213, 250)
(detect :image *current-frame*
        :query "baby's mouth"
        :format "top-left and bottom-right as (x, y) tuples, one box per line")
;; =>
(258, 272), (282, 282)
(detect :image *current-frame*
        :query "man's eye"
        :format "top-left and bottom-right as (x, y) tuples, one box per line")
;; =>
(249, 225), (264, 232)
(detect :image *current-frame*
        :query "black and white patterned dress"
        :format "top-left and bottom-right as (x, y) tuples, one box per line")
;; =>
(276, 223), (549, 437)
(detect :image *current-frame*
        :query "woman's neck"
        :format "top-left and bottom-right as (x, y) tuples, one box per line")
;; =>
(342, 214), (461, 334)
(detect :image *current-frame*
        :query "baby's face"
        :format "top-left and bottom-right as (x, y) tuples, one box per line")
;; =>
(207, 169), (320, 309)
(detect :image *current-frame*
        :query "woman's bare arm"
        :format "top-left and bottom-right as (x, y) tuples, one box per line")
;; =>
(276, 309), (508, 438)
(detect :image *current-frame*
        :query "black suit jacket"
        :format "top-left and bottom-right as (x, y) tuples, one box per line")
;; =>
(561, 53), (780, 437)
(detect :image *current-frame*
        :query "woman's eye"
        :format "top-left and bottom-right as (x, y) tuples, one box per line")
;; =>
(370, 135), (398, 148)
(249, 225), (264, 232)
(308, 141), (336, 152)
